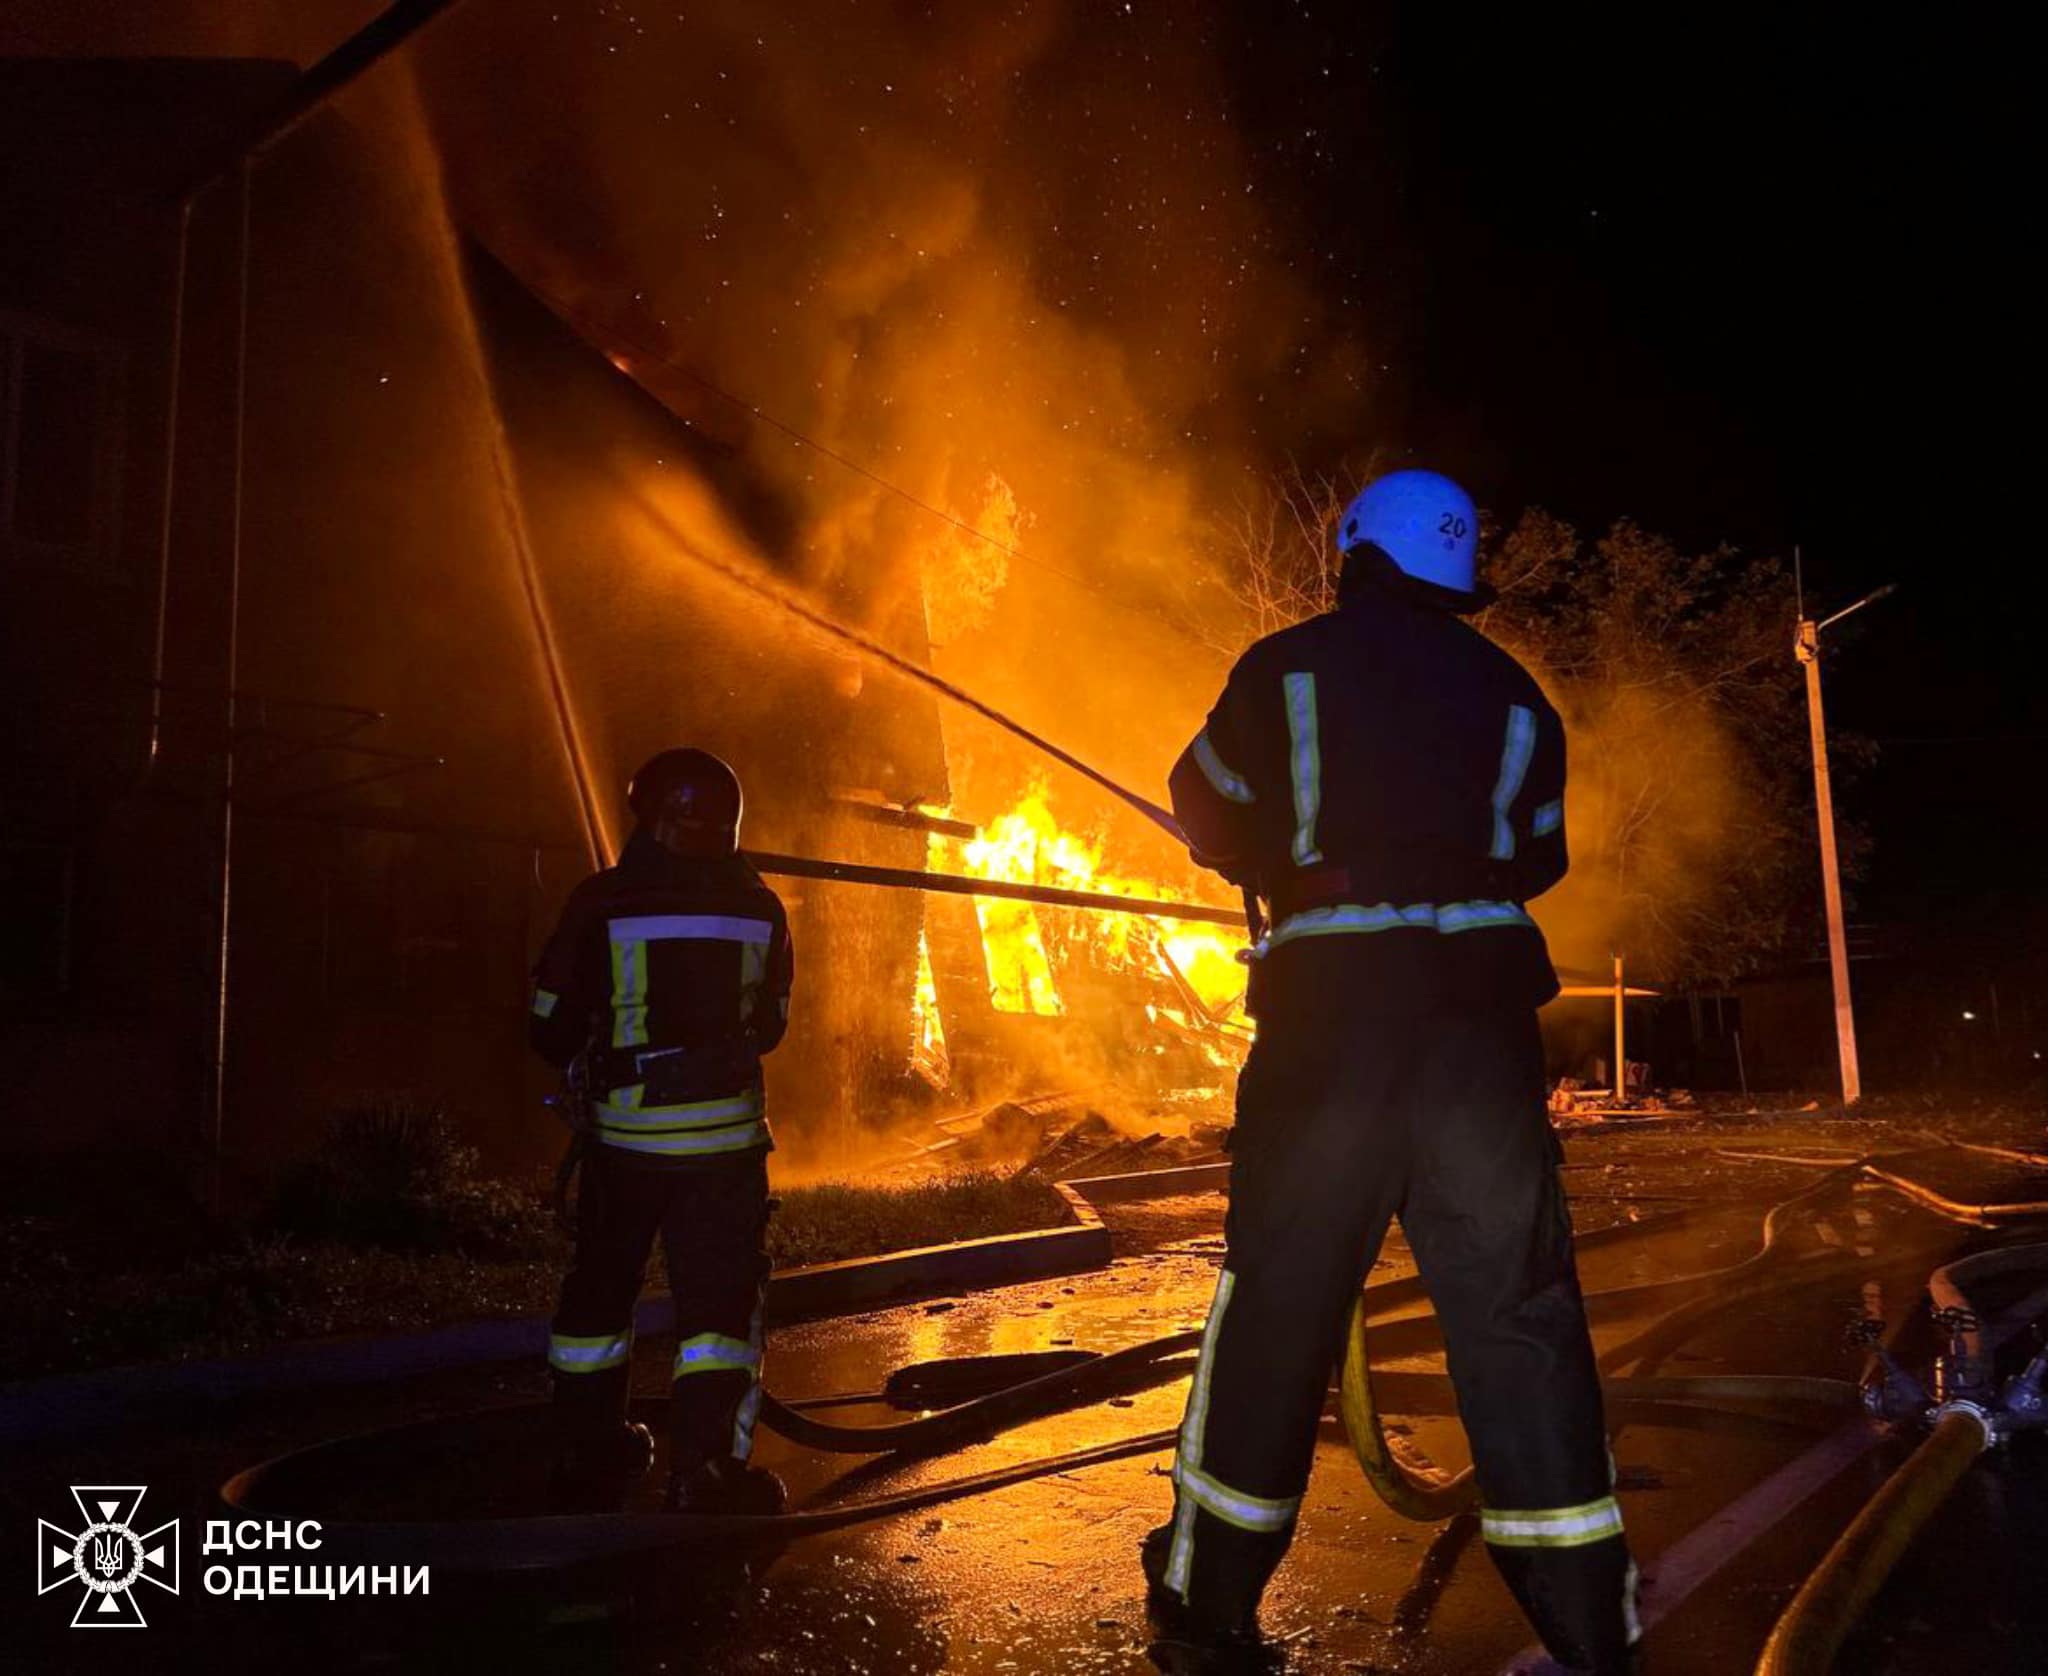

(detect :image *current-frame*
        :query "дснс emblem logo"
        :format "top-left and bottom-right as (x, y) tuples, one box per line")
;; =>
(36, 1486), (180, 1628)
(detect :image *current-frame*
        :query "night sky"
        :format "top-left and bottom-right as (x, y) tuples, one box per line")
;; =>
(4, 0), (2026, 932)
(1217, 4), (2032, 930)
(447, 0), (2035, 933)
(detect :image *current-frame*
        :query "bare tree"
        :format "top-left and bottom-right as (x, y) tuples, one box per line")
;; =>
(1183, 458), (1381, 654)
(1198, 480), (1839, 988)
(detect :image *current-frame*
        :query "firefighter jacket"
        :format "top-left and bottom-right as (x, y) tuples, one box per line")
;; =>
(1169, 583), (1567, 1007)
(529, 830), (794, 1163)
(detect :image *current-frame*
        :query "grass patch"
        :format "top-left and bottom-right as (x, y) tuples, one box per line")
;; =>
(768, 1170), (1073, 1269)
(1, 1159), (1072, 1380)
(0, 1238), (563, 1379)
(267, 1097), (557, 1259)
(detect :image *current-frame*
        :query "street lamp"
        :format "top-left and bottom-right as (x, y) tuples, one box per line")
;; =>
(1794, 568), (1895, 1106)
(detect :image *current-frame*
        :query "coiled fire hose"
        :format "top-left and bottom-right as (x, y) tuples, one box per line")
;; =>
(218, 1146), (2047, 1587)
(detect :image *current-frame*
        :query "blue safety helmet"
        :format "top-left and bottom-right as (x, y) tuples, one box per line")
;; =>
(1336, 470), (1482, 600)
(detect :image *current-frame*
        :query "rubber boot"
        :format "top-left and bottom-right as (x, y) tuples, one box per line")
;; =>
(665, 1455), (787, 1516)
(549, 1421), (654, 1512)
(1489, 1539), (1639, 1675)
(1139, 1524), (1273, 1671)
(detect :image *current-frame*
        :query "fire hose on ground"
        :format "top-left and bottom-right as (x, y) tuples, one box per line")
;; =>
(1660, 1150), (2048, 1673)
(220, 1197), (1853, 1565)
(215, 1142), (2048, 1676)
(1754, 1410), (1989, 1676)
(1712, 1142), (2048, 1225)
(746, 1147), (2034, 1479)
(722, 1144), (2040, 1522)
(759, 1159), (1879, 1466)
(224, 1139), (2015, 1548)
(770, 1151), (2048, 1676)
(473, 487), (2048, 1655)
(1748, 1236), (2048, 1676)
(1336, 1147), (2048, 1528)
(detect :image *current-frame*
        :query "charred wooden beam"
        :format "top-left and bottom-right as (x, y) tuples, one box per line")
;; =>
(827, 792), (981, 841)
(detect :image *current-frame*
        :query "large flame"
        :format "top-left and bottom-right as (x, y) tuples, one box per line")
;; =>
(934, 782), (1247, 1023)
(909, 926), (950, 1084)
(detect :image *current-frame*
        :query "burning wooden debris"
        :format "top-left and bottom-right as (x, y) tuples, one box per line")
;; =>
(891, 1091), (1229, 1179)
(887, 782), (1251, 1114)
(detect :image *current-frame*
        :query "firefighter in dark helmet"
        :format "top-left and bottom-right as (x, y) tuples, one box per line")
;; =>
(1143, 471), (1638, 1671)
(529, 748), (793, 1514)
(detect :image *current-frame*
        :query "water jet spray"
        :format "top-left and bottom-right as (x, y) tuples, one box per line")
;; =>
(617, 489), (1188, 847)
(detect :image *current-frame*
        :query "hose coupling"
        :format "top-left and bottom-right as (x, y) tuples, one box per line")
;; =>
(1931, 1398), (1999, 1451)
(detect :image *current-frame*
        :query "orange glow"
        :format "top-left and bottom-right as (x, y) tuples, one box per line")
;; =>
(934, 782), (1247, 1023)
(910, 925), (950, 1083)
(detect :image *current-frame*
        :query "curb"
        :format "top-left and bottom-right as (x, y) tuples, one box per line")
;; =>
(0, 1183), (1118, 1447)
(767, 1185), (1110, 1320)
(1062, 1161), (1231, 1204)
(0, 1164), (1231, 1446)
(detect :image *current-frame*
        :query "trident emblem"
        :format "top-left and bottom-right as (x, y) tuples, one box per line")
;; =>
(36, 1487), (179, 1628)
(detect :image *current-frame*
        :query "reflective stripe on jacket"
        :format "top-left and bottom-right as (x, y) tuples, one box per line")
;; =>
(528, 831), (793, 1160)
(1168, 587), (1567, 989)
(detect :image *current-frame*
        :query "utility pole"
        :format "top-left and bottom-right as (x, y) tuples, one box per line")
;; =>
(1794, 567), (1894, 1107)
(1613, 952), (1627, 1102)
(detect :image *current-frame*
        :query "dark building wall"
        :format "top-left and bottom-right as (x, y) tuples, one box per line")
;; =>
(1, 59), (298, 1163)
(4, 60), (946, 1194)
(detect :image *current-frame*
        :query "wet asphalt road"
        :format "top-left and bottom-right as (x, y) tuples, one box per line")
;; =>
(7, 1117), (2048, 1675)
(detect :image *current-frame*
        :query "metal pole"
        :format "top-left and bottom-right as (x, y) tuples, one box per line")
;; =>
(148, 0), (472, 783)
(169, 0), (470, 203)
(145, 198), (192, 777)
(1614, 951), (1627, 1101)
(1797, 617), (1861, 1104)
(203, 162), (253, 1211)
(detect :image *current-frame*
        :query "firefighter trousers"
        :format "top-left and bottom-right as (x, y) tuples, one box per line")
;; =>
(548, 1147), (771, 1471)
(1160, 949), (1635, 1671)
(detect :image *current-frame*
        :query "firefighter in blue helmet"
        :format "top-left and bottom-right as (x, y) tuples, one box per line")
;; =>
(1144, 471), (1638, 1670)
(529, 748), (792, 1514)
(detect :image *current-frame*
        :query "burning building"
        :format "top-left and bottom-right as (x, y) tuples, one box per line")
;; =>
(7, 3), (1745, 1202)
(0, 8), (1296, 1197)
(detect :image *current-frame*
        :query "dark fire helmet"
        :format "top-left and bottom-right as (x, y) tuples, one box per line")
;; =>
(626, 748), (744, 856)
